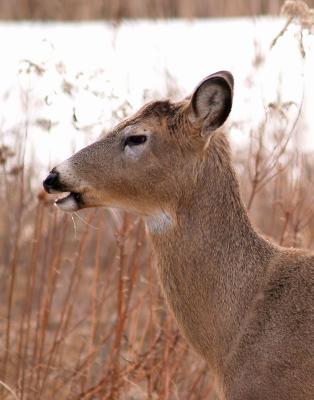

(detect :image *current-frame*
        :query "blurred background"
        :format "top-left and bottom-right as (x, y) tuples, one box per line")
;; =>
(0, 0), (304, 19)
(0, 1), (314, 399)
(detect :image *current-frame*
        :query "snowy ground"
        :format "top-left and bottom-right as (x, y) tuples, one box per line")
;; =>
(0, 18), (313, 175)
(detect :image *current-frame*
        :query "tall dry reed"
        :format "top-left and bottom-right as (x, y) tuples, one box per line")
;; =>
(1, 0), (312, 20)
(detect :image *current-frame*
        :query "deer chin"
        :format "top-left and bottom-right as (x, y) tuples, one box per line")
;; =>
(55, 192), (84, 213)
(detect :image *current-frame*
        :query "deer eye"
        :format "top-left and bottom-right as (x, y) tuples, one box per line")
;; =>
(124, 135), (147, 148)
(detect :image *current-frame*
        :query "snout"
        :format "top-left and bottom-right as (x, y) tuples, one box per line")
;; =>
(43, 170), (63, 193)
(43, 167), (84, 213)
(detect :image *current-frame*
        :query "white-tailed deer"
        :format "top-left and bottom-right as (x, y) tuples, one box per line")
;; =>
(43, 72), (314, 400)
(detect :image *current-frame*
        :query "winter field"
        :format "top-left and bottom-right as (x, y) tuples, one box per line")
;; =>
(0, 11), (314, 399)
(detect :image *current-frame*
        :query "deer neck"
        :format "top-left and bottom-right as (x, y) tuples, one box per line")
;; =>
(147, 134), (276, 371)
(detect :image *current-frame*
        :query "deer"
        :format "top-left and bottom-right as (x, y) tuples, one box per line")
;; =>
(43, 71), (314, 400)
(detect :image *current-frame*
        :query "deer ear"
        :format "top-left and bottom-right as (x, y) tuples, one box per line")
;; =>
(188, 71), (234, 137)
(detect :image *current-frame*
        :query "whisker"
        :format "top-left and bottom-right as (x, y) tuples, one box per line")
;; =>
(107, 207), (122, 229)
(71, 213), (78, 239)
(73, 211), (99, 230)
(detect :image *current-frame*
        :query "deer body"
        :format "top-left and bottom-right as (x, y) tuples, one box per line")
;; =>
(149, 134), (314, 399)
(43, 72), (314, 399)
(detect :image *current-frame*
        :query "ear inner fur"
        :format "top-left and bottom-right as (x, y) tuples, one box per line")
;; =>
(190, 72), (233, 137)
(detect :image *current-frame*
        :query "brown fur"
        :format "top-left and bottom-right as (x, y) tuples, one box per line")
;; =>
(44, 72), (314, 399)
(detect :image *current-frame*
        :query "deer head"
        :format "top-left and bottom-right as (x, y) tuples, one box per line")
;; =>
(43, 71), (233, 223)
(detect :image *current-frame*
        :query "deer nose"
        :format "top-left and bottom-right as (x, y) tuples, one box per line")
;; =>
(43, 170), (61, 193)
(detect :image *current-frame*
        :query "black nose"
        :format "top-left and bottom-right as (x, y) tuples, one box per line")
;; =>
(43, 170), (61, 193)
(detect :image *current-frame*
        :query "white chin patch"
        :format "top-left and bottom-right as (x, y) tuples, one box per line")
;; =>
(145, 212), (173, 234)
(55, 192), (80, 213)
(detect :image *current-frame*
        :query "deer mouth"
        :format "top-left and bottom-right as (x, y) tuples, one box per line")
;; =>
(55, 191), (84, 212)
(43, 171), (85, 212)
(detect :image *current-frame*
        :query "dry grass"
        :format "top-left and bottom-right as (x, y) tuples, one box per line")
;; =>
(0, 2), (314, 399)
(0, 56), (214, 399)
(0, 180), (215, 399)
(1, 0), (314, 20)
